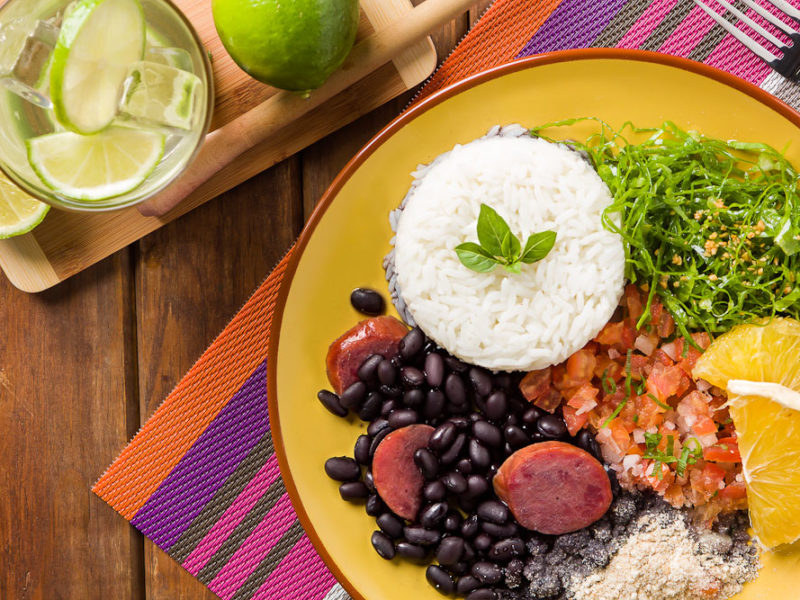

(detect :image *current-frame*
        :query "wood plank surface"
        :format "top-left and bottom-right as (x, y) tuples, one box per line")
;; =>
(0, 2), (490, 599)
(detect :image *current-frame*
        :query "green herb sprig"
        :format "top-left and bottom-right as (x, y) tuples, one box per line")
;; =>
(643, 432), (703, 479)
(531, 118), (800, 337)
(455, 204), (556, 274)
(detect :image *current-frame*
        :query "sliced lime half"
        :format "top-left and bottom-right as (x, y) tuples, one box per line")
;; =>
(50, 0), (146, 134)
(27, 127), (165, 201)
(0, 173), (49, 238)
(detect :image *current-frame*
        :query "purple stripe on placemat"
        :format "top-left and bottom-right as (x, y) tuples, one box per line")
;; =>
(131, 361), (270, 548)
(516, 0), (629, 57)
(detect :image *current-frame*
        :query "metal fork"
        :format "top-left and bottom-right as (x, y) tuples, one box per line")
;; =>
(693, 0), (800, 77)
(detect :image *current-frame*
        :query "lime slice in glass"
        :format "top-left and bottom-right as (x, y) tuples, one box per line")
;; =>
(0, 173), (49, 239)
(50, 0), (145, 134)
(120, 61), (200, 130)
(27, 126), (165, 201)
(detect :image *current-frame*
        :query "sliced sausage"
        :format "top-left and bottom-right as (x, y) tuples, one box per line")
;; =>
(372, 424), (434, 520)
(326, 316), (408, 394)
(493, 440), (611, 535)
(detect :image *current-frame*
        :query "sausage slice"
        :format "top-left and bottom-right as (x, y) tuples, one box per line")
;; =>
(372, 424), (434, 520)
(493, 441), (612, 535)
(326, 316), (408, 394)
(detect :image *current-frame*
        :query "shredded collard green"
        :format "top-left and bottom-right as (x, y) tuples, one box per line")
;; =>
(531, 118), (800, 337)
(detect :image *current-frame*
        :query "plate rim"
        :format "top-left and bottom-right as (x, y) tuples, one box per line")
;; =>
(266, 47), (800, 600)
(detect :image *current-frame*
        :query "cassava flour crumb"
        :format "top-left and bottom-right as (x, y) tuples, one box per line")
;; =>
(568, 508), (760, 600)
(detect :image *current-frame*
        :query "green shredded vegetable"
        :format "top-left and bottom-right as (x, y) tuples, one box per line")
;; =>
(531, 118), (800, 337)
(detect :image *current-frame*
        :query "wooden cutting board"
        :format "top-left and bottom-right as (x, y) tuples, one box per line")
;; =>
(0, 0), (436, 293)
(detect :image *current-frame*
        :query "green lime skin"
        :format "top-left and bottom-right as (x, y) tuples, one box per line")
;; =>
(212, 0), (359, 92)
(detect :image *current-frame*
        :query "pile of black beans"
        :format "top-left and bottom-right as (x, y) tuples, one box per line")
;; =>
(319, 320), (612, 600)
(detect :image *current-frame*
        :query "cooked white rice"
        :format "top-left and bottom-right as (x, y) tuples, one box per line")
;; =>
(385, 125), (625, 372)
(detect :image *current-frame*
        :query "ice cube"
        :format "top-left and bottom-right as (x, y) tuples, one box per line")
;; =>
(145, 46), (193, 72)
(118, 60), (201, 131)
(0, 18), (60, 109)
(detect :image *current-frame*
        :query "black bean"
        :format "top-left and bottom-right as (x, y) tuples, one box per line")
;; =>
(577, 429), (601, 458)
(504, 414), (519, 427)
(357, 354), (383, 382)
(403, 388), (424, 408)
(489, 537), (525, 561)
(339, 381), (367, 410)
(424, 352), (445, 387)
(447, 401), (469, 415)
(371, 530), (395, 559)
(425, 565), (454, 594)
(324, 457), (360, 482)
(376, 512), (404, 539)
(504, 425), (530, 448)
(414, 448), (440, 480)
(473, 533), (492, 551)
(529, 431), (547, 443)
(493, 372), (512, 389)
(379, 385), (403, 399)
(477, 500), (509, 524)
(456, 457), (473, 475)
(449, 416), (470, 429)
(458, 496), (478, 513)
(401, 366), (425, 387)
(444, 511), (463, 533)
(465, 474), (490, 499)
(522, 406), (543, 423)
(441, 471), (467, 494)
(420, 502), (448, 529)
(399, 328), (425, 359)
(467, 590), (497, 600)
(468, 439), (491, 471)
(367, 418), (389, 437)
(395, 541), (427, 560)
(365, 494), (384, 516)
(469, 410), (483, 422)
(404, 526), (441, 546)
(509, 397), (527, 414)
(428, 422), (457, 452)
(423, 479), (447, 502)
(439, 432), (466, 465)
(484, 390), (508, 421)
(423, 389), (446, 420)
(376, 359), (396, 386)
(363, 469), (375, 492)
(389, 408), (418, 429)
(436, 536), (464, 566)
(481, 521), (518, 538)
(471, 561), (503, 584)
(461, 541), (476, 562)
(537, 414), (568, 438)
(472, 420), (503, 448)
(357, 391), (382, 421)
(456, 575), (481, 595)
(350, 288), (385, 315)
(338, 481), (369, 501)
(461, 515), (479, 538)
(469, 368), (493, 396)
(353, 435), (371, 466)
(444, 373), (467, 405)
(368, 427), (391, 457)
(317, 390), (347, 417)
(444, 356), (468, 373)
(450, 561), (469, 575)
(380, 399), (397, 417)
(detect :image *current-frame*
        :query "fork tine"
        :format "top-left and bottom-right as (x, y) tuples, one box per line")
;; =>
(764, 0), (800, 22)
(740, 0), (799, 35)
(693, 0), (780, 63)
(713, 0), (787, 49)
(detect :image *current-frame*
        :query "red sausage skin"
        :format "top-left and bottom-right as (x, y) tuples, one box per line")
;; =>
(493, 441), (612, 535)
(372, 424), (434, 521)
(326, 316), (409, 394)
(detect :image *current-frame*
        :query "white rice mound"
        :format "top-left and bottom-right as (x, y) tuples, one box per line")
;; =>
(388, 125), (625, 372)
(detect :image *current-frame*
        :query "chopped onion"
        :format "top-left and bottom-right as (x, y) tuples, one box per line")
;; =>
(635, 334), (658, 356)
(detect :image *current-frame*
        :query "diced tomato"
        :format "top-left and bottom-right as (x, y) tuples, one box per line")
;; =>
(565, 382), (599, 415)
(630, 353), (650, 380)
(657, 310), (675, 338)
(594, 320), (636, 350)
(692, 332), (712, 350)
(650, 299), (663, 322)
(519, 368), (552, 402)
(663, 483), (686, 508)
(651, 348), (674, 367)
(635, 394), (666, 429)
(608, 417), (631, 455)
(643, 460), (675, 492)
(646, 362), (685, 402)
(533, 388), (562, 414)
(624, 284), (645, 324)
(690, 462), (726, 503)
(594, 354), (624, 381)
(562, 405), (590, 437)
(719, 481), (747, 500)
(565, 349), (597, 385)
(704, 438), (741, 462)
(693, 415), (717, 437)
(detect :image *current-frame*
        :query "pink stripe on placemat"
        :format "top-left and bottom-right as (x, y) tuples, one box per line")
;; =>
(208, 493), (296, 598)
(251, 536), (338, 600)
(705, 33), (771, 83)
(183, 454), (282, 576)
(657, 4), (717, 56)
(617, 0), (676, 48)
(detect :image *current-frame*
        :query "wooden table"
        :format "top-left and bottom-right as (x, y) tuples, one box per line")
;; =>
(0, 5), (490, 598)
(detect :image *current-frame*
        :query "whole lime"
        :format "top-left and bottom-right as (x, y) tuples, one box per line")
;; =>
(212, 0), (360, 92)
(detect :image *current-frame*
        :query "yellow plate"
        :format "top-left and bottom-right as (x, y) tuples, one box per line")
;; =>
(268, 49), (800, 600)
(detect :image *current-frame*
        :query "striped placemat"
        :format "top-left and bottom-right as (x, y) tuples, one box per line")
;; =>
(93, 1), (800, 599)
